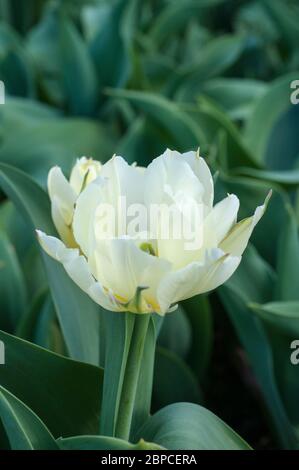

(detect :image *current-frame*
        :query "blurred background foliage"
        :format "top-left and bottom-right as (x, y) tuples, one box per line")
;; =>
(0, 0), (299, 450)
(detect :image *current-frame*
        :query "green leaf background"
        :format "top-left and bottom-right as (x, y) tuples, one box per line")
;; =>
(0, 0), (299, 451)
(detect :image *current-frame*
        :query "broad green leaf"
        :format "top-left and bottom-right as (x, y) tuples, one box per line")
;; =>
(0, 0), (44, 35)
(251, 301), (299, 435)
(100, 311), (156, 439)
(158, 306), (191, 359)
(219, 246), (298, 449)
(275, 207), (299, 301)
(233, 167), (299, 188)
(0, 97), (58, 129)
(0, 116), (113, 184)
(148, 0), (225, 48)
(16, 289), (66, 355)
(250, 301), (299, 337)
(152, 346), (202, 410)
(222, 244), (276, 304)
(0, 163), (101, 365)
(0, 329), (102, 437)
(263, 0), (299, 49)
(0, 385), (58, 450)
(182, 295), (213, 380)
(107, 89), (204, 151)
(131, 316), (157, 436)
(26, 4), (63, 106)
(90, 0), (138, 90)
(100, 311), (135, 437)
(244, 72), (299, 169)
(59, 16), (98, 116)
(175, 35), (246, 100)
(0, 24), (36, 97)
(183, 99), (260, 169)
(0, 229), (27, 333)
(201, 78), (267, 120)
(117, 117), (179, 167)
(219, 174), (287, 265)
(137, 403), (251, 450)
(58, 435), (164, 450)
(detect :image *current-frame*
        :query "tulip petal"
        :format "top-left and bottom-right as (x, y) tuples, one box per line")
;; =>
(204, 194), (240, 247)
(51, 197), (77, 247)
(181, 150), (214, 207)
(144, 149), (205, 207)
(69, 157), (102, 195)
(36, 230), (118, 311)
(48, 167), (76, 225)
(220, 191), (271, 256)
(157, 248), (241, 314)
(72, 177), (106, 257)
(101, 155), (145, 208)
(92, 237), (172, 312)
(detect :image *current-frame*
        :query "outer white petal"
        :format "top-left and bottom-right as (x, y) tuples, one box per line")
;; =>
(51, 197), (77, 247)
(92, 237), (172, 312)
(203, 194), (240, 248)
(157, 248), (241, 314)
(181, 150), (214, 207)
(69, 157), (102, 195)
(47, 167), (76, 225)
(36, 230), (118, 311)
(72, 176), (106, 257)
(101, 155), (145, 208)
(144, 149), (205, 207)
(220, 191), (271, 256)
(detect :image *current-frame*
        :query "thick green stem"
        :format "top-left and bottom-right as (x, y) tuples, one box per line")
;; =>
(115, 314), (150, 440)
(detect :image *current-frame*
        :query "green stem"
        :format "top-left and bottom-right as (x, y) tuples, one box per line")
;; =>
(115, 314), (150, 441)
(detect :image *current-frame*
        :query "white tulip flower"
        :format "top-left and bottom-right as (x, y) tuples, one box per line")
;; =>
(37, 149), (270, 315)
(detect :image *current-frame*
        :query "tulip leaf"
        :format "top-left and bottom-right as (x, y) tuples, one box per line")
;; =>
(0, 229), (27, 333)
(106, 88), (204, 151)
(232, 167), (299, 188)
(157, 306), (191, 359)
(99, 311), (135, 437)
(275, 207), (299, 301)
(263, 0), (299, 49)
(100, 311), (157, 439)
(0, 385), (58, 450)
(0, 163), (101, 365)
(90, 0), (138, 90)
(131, 315), (157, 435)
(148, 0), (225, 48)
(219, 174), (287, 265)
(0, 104), (113, 184)
(250, 301), (299, 337)
(152, 346), (202, 410)
(250, 300), (299, 434)
(201, 78), (267, 120)
(244, 72), (299, 169)
(136, 402), (251, 450)
(182, 99), (260, 170)
(59, 16), (98, 116)
(0, 329), (102, 437)
(0, 24), (36, 97)
(182, 295), (213, 380)
(175, 35), (246, 99)
(219, 246), (298, 449)
(58, 435), (164, 450)
(16, 289), (66, 355)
